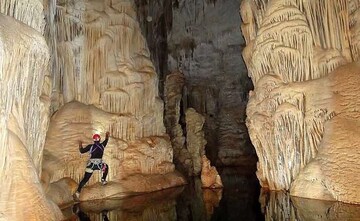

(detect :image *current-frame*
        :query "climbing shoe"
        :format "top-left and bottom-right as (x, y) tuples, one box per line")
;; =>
(73, 191), (80, 201)
(101, 179), (108, 185)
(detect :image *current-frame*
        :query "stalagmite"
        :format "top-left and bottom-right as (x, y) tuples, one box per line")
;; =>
(164, 72), (223, 184)
(185, 108), (223, 188)
(241, 0), (360, 203)
(164, 71), (192, 174)
(186, 108), (207, 176)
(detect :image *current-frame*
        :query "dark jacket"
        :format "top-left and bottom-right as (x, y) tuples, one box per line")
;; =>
(80, 138), (109, 159)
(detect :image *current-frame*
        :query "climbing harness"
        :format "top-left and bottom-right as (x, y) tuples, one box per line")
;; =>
(90, 143), (104, 154)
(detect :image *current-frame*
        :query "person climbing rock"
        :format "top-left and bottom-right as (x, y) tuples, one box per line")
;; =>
(74, 131), (110, 201)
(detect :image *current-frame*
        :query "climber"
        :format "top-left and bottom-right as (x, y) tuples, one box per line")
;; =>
(74, 131), (110, 200)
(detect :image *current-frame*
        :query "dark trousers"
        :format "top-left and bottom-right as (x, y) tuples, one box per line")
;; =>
(77, 163), (109, 192)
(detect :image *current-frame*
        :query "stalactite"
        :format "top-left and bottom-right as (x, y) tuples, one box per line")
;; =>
(303, 0), (351, 61)
(47, 0), (164, 135)
(242, 0), (360, 202)
(0, 0), (45, 33)
(349, 0), (360, 60)
(42, 1), (182, 201)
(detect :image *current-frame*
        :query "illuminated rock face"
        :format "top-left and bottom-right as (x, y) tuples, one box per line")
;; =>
(0, 0), (185, 216)
(164, 71), (190, 174)
(43, 102), (177, 188)
(51, 0), (163, 119)
(241, 0), (360, 203)
(0, 0), (45, 33)
(42, 0), (185, 201)
(0, 1), (62, 220)
(201, 155), (223, 189)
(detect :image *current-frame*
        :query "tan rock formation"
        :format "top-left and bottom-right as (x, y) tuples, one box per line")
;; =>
(186, 109), (224, 190)
(290, 63), (360, 203)
(0, 0), (45, 33)
(164, 71), (186, 149)
(50, 0), (163, 121)
(0, 1), (63, 220)
(201, 155), (223, 189)
(43, 101), (185, 201)
(164, 71), (192, 174)
(241, 0), (360, 203)
(165, 75), (223, 184)
(186, 108), (207, 176)
(42, 0), (186, 203)
(46, 178), (78, 207)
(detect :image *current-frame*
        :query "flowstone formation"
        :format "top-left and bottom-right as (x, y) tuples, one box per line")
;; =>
(241, 0), (360, 203)
(42, 0), (185, 202)
(164, 72), (223, 187)
(0, 1), (63, 220)
(164, 71), (191, 174)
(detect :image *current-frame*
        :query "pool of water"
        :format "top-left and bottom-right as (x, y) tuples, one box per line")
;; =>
(63, 167), (360, 221)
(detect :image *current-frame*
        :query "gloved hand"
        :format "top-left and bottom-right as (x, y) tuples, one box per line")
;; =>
(105, 131), (110, 139)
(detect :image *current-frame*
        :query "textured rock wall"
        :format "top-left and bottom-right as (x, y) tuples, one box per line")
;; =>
(43, 102), (175, 185)
(51, 0), (163, 120)
(0, 0), (45, 33)
(241, 0), (360, 203)
(164, 72), (223, 186)
(186, 108), (207, 175)
(168, 0), (255, 166)
(42, 0), (185, 201)
(201, 155), (223, 188)
(0, 1), (62, 220)
(164, 71), (189, 173)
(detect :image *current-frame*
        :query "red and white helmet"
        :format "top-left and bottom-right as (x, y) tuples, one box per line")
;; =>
(92, 134), (101, 141)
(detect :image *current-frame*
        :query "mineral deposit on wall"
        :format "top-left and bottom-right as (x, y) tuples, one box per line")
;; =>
(0, 0), (62, 220)
(164, 72), (223, 186)
(43, 0), (185, 202)
(241, 0), (360, 203)
(0, 0), (186, 219)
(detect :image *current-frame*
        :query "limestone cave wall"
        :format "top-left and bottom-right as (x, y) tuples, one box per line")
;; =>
(0, 1), (62, 220)
(241, 0), (360, 203)
(42, 0), (185, 202)
(0, 0), (186, 218)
